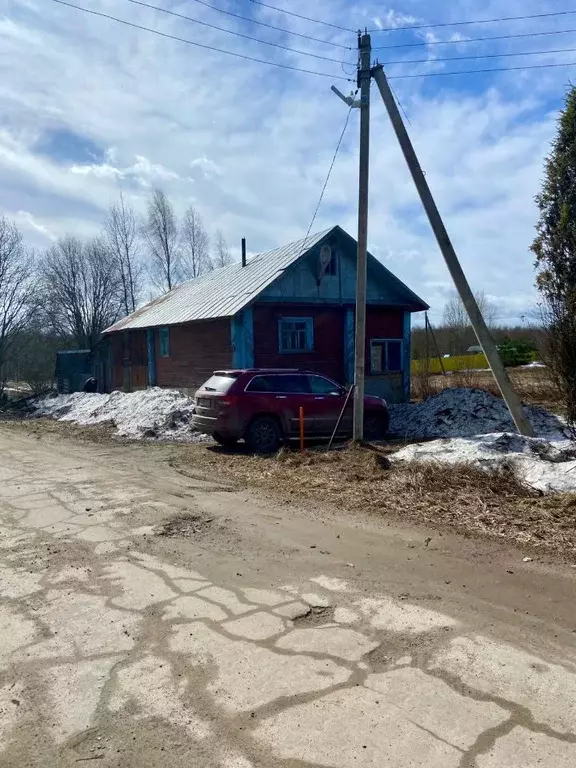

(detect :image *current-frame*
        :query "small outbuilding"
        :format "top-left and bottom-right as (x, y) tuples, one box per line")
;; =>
(103, 226), (428, 403)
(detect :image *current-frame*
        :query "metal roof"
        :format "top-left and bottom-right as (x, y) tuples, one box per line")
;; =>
(105, 228), (333, 332)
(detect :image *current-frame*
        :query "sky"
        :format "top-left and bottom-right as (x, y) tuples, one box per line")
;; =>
(1, 0), (575, 324)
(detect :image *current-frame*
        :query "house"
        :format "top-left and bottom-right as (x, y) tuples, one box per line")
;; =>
(103, 226), (428, 403)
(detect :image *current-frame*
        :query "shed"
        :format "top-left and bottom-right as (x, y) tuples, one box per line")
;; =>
(104, 225), (428, 403)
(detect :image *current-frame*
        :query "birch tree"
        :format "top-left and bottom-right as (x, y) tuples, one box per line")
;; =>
(144, 188), (180, 292)
(181, 206), (211, 278)
(104, 192), (141, 315)
(214, 229), (233, 268)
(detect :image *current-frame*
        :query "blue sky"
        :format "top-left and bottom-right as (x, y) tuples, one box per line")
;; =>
(1, 0), (575, 322)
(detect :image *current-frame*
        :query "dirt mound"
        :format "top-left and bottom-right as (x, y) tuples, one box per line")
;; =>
(389, 388), (567, 440)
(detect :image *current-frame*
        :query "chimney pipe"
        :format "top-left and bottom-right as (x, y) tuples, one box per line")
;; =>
(241, 237), (247, 268)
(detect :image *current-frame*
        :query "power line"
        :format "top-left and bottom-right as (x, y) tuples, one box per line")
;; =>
(300, 99), (355, 255)
(121, 0), (345, 64)
(247, 0), (354, 33)
(388, 59), (576, 80)
(370, 8), (576, 33)
(186, 0), (351, 49)
(383, 46), (576, 67)
(49, 0), (352, 80)
(374, 27), (576, 51)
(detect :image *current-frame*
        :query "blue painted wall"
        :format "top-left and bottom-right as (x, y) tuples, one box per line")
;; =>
(258, 229), (420, 308)
(231, 308), (254, 368)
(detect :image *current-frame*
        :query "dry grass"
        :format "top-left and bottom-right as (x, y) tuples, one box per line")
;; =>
(412, 367), (564, 414)
(174, 442), (576, 557)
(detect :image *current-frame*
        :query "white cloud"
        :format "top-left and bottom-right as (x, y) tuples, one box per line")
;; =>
(0, 0), (571, 320)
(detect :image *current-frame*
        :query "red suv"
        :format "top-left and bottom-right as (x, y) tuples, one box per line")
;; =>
(192, 369), (389, 453)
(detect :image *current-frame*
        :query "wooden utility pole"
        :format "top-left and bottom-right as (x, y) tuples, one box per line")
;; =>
(353, 31), (372, 442)
(371, 65), (534, 437)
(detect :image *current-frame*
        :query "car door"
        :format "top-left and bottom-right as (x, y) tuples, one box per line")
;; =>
(270, 374), (316, 437)
(307, 375), (350, 436)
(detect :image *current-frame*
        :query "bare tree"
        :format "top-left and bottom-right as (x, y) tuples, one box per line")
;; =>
(181, 206), (211, 278)
(42, 235), (122, 350)
(214, 229), (233, 268)
(442, 290), (498, 354)
(104, 192), (141, 315)
(0, 215), (37, 391)
(144, 188), (180, 292)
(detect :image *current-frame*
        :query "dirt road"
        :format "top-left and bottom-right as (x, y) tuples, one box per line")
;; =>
(1, 425), (576, 767)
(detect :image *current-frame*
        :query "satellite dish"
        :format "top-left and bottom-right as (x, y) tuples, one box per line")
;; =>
(318, 244), (332, 280)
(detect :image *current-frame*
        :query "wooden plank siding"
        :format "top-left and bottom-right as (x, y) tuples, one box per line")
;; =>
(154, 319), (232, 393)
(253, 304), (346, 383)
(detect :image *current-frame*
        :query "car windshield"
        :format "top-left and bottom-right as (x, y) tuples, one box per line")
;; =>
(200, 374), (236, 393)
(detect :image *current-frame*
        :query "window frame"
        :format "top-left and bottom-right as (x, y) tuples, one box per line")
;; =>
(244, 373), (311, 394)
(159, 327), (171, 358)
(307, 374), (343, 395)
(277, 317), (314, 354)
(370, 338), (403, 375)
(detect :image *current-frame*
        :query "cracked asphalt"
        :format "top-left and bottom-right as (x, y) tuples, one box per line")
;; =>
(1, 425), (576, 767)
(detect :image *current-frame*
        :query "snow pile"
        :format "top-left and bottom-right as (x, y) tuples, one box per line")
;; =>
(34, 388), (210, 442)
(389, 388), (566, 440)
(394, 433), (576, 494)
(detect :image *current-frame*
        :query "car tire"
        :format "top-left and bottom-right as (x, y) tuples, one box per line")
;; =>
(245, 416), (282, 454)
(213, 432), (239, 449)
(364, 412), (390, 442)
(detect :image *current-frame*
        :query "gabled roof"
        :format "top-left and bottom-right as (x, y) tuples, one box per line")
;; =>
(105, 225), (427, 333)
(105, 228), (332, 333)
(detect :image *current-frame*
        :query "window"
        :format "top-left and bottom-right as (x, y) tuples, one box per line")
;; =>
(308, 375), (342, 395)
(370, 339), (403, 374)
(246, 374), (310, 394)
(273, 374), (310, 393)
(159, 327), (170, 357)
(278, 318), (313, 353)
(201, 374), (237, 393)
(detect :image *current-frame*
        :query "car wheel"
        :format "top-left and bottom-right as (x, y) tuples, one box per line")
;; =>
(213, 432), (239, 449)
(364, 412), (390, 442)
(245, 416), (282, 454)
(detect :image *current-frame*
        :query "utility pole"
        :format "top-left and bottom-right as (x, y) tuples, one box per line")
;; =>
(371, 65), (534, 437)
(353, 31), (371, 442)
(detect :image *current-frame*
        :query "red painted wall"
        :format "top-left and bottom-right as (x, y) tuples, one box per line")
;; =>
(253, 304), (345, 382)
(154, 319), (232, 391)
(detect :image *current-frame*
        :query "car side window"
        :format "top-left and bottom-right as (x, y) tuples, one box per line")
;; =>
(246, 376), (271, 392)
(308, 376), (342, 395)
(272, 374), (311, 394)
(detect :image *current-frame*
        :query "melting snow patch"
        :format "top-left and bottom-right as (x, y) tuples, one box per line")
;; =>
(394, 433), (576, 494)
(388, 388), (567, 440)
(33, 388), (210, 443)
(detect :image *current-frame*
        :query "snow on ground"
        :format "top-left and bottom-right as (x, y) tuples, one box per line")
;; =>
(394, 433), (576, 494)
(388, 388), (567, 441)
(388, 389), (576, 494)
(33, 388), (210, 442)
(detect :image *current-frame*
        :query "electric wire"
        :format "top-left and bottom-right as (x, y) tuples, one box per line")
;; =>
(122, 0), (345, 64)
(186, 0), (351, 49)
(299, 98), (356, 256)
(247, 0), (354, 33)
(374, 27), (576, 51)
(383, 45), (576, 67)
(369, 8), (576, 33)
(49, 0), (352, 80)
(388, 59), (576, 79)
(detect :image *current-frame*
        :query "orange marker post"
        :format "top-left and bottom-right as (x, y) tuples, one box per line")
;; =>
(299, 407), (305, 453)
